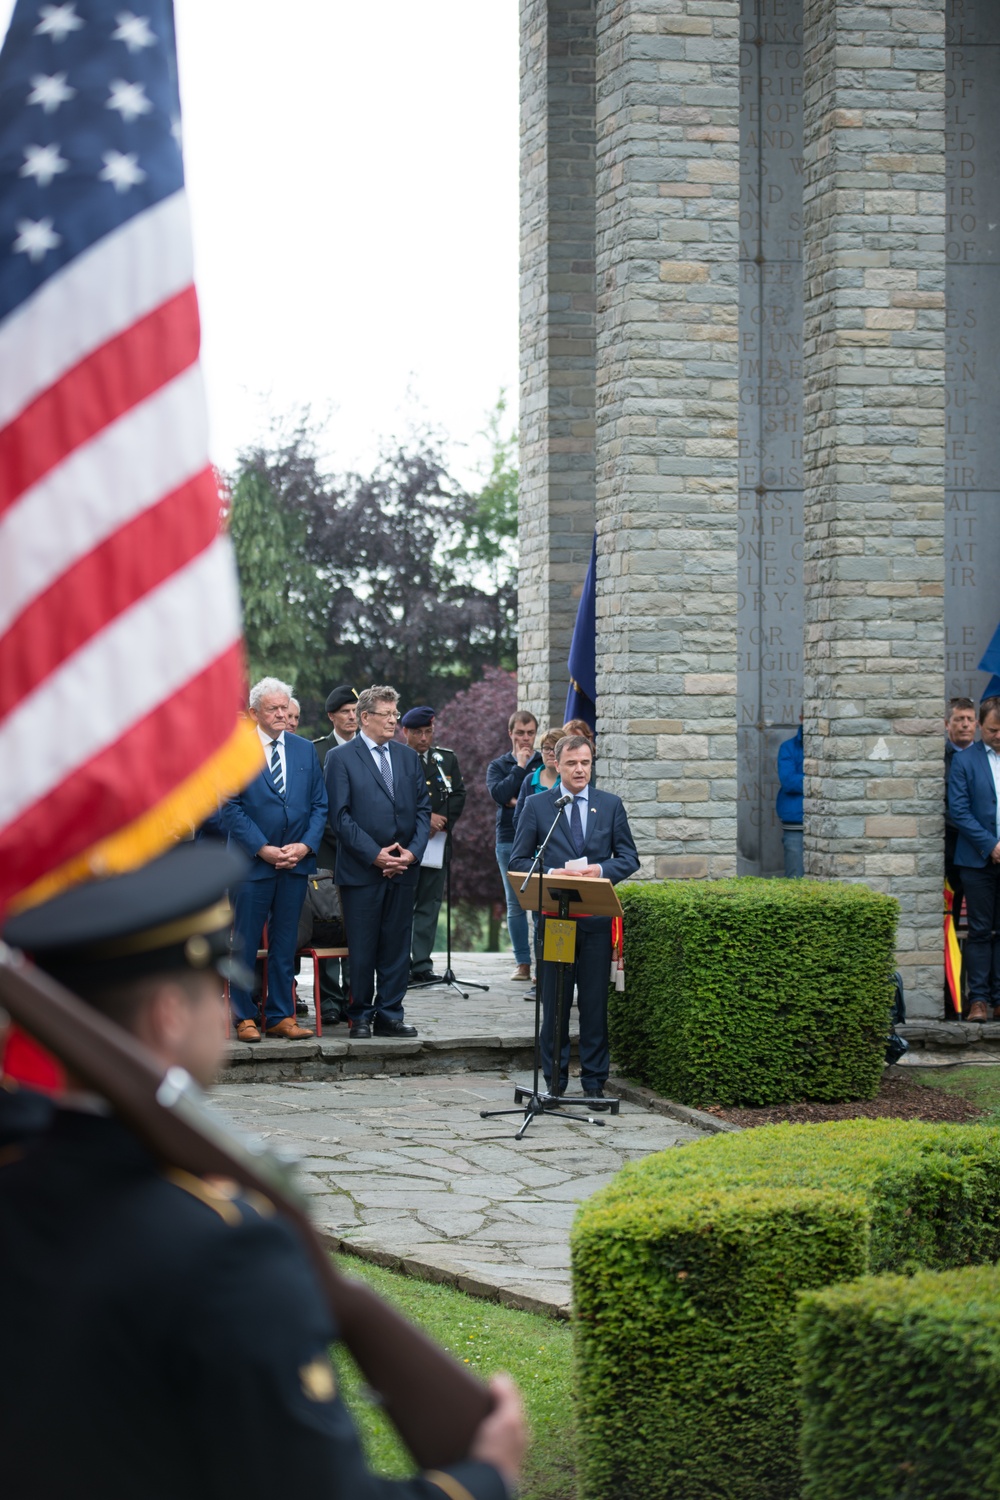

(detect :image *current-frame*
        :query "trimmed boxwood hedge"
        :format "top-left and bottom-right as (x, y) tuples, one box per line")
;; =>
(608, 879), (898, 1107)
(571, 1119), (1000, 1500)
(798, 1266), (1000, 1499)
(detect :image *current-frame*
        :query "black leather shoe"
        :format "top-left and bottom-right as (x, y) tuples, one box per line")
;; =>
(321, 1007), (345, 1027)
(584, 1088), (605, 1100)
(409, 970), (440, 984)
(348, 1024), (372, 1039)
(373, 1020), (418, 1038)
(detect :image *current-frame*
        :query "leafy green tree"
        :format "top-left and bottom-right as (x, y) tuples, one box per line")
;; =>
(449, 392), (518, 671)
(227, 461), (326, 694)
(227, 399), (520, 726)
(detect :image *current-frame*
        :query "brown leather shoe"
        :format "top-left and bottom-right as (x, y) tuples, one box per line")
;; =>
(510, 963), (531, 981)
(967, 1001), (989, 1023)
(235, 1019), (261, 1043)
(265, 1016), (315, 1040)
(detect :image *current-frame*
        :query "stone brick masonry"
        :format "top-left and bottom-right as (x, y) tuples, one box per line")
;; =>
(592, 0), (741, 880)
(801, 0), (946, 1009)
(519, 0), (989, 1016)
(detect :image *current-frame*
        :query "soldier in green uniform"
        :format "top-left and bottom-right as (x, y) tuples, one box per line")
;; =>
(0, 842), (524, 1499)
(400, 707), (466, 984)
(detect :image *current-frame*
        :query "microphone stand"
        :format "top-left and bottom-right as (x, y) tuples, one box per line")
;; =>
(480, 795), (606, 1139)
(409, 754), (489, 1000)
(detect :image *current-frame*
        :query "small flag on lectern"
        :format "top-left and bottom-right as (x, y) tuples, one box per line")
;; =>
(0, 0), (260, 919)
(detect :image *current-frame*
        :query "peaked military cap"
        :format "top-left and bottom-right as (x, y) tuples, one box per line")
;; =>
(399, 706), (435, 728)
(3, 843), (250, 989)
(325, 684), (358, 715)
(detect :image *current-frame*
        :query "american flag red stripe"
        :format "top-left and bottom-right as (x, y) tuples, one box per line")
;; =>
(0, 286), (201, 518)
(0, 1), (261, 916)
(0, 467), (219, 715)
(4, 646), (247, 900)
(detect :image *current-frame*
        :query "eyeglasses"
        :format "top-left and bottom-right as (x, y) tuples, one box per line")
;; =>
(366, 710), (400, 722)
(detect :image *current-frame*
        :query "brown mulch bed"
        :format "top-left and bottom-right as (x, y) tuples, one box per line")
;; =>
(702, 1069), (986, 1128)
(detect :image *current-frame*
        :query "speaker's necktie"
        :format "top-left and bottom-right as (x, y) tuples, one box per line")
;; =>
(570, 794), (586, 856)
(269, 739), (284, 797)
(377, 743), (394, 799)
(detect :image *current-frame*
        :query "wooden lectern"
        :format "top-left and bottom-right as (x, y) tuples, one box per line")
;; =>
(478, 869), (622, 1131)
(509, 873), (623, 967)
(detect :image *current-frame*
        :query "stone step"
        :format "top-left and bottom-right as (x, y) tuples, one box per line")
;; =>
(220, 1031), (576, 1084)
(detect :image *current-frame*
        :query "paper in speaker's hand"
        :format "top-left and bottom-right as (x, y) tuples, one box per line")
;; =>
(421, 831), (446, 869)
(563, 857), (589, 872)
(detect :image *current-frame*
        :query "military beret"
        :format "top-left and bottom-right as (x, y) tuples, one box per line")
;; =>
(325, 684), (358, 715)
(400, 706), (435, 728)
(3, 843), (251, 990)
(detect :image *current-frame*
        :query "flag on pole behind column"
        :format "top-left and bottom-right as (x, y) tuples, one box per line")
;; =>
(565, 533), (597, 731)
(0, 0), (261, 917)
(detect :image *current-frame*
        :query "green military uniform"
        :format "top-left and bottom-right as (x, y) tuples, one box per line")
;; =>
(410, 746), (466, 980)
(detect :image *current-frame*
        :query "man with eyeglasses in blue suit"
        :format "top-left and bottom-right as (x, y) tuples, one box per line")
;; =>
(325, 685), (431, 1039)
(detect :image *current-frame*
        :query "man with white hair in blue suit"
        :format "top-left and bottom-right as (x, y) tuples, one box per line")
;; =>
(222, 677), (328, 1042)
(509, 734), (639, 1098)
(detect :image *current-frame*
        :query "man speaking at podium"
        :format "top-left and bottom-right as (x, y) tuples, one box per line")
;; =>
(509, 735), (638, 1099)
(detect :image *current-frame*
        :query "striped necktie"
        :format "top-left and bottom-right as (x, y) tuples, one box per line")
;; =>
(269, 739), (284, 796)
(376, 743), (394, 798)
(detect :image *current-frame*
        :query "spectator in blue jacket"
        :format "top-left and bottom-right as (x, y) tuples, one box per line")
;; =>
(777, 720), (804, 878)
(486, 711), (541, 980)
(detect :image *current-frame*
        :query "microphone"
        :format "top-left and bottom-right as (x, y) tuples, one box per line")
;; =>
(430, 750), (452, 793)
(555, 792), (573, 808)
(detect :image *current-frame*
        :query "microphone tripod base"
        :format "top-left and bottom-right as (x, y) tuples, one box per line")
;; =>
(480, 1084), (618, 1139)
(408, 968), (489, 1000)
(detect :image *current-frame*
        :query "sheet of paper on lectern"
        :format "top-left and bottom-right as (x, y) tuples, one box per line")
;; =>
(421, 832), (446, 869)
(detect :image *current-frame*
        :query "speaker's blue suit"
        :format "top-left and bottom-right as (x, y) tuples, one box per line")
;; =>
(510, 786), (639, 1092)
(221, 733), (328, 1028)
(949, 738), (1000, 1011)
(325, 735), (431, 1026)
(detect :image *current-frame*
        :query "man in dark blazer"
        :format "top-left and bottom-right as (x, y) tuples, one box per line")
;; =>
(509, 734), (639, 1097)
(325, 685), (431, 1038)
(221, 677), (328, 1042)
(948, 695), (1000, 1021)
(312, 684), (359, 1019)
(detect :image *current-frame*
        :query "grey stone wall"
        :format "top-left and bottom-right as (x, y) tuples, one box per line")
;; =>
(801, 0), (946, 1012)
(593, 0), (741, 880)
(518, 0), (996, 1018)
(518, 1), (597, 729)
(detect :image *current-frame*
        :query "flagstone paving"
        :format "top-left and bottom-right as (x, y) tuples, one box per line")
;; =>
(211, 1065), (704, 1316)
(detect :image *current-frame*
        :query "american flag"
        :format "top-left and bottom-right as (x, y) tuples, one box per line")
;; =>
(0, 0), (261, 916)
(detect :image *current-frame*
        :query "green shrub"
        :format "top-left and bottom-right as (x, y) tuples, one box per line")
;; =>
(571, 1119), (1000, 1500)
(608, 879), (897, 1106)
(798, 1265), (1000, 1499)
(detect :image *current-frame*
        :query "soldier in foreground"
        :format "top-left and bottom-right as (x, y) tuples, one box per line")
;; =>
(0, 843), (524, 1499)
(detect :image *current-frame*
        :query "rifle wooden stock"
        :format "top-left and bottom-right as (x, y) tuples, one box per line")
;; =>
(0, 944), (493, 1468)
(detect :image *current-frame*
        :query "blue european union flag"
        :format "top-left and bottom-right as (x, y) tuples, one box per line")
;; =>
(565, 534), (597, 730)
(979, 619), (1000, 700)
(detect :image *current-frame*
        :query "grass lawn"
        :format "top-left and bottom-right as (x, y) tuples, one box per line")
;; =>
(331, 1257), (577, 1500)
(907, 1063), (1000, 1124)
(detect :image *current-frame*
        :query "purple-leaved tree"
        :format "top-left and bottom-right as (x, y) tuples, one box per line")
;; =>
(431, 667), (517, 950)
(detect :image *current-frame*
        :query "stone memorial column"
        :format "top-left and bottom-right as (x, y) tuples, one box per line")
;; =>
(518, 1), (597, 728)
(801, 0), (946, 1013)
(593, 1), (740, 878)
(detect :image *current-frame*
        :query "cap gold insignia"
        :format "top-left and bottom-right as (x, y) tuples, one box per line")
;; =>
(185, 934), (212, 967)
(300, 1356), (336, 1402)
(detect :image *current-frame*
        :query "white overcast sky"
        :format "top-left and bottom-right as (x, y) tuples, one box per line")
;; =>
(1, 0), (520, 483)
